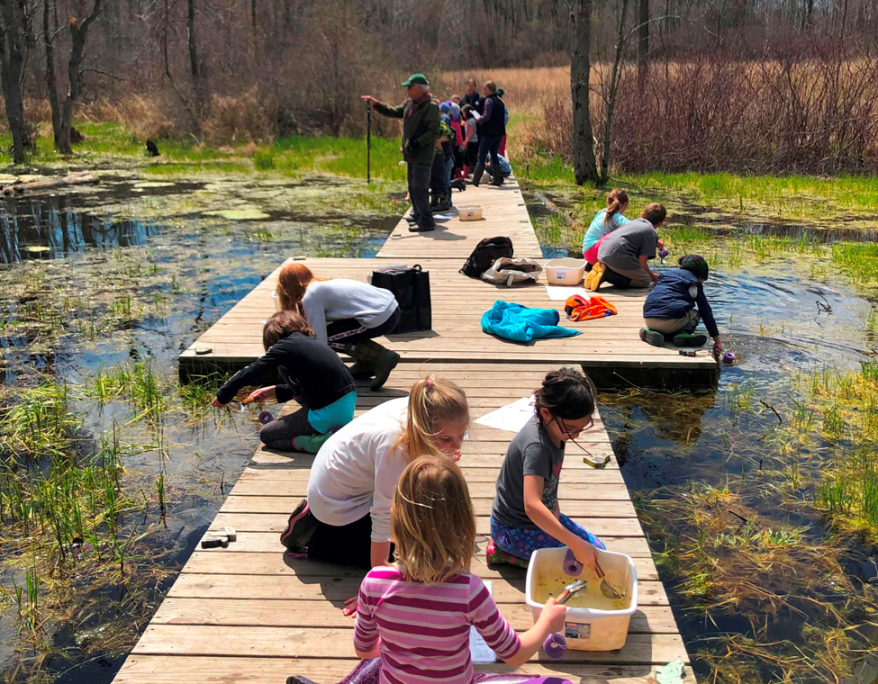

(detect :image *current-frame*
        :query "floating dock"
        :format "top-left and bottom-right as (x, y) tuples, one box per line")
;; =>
(116, 179), (704, 683)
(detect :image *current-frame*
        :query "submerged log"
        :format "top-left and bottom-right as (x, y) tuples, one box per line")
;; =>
(1, 171), (97, 196)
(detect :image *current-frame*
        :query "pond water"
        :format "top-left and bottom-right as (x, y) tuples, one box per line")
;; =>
(0, 177), (876, 683)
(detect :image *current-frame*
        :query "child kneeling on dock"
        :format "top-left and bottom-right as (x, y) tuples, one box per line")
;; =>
(640, 254), (723, 358)
(211, 311), (356, 454)
(488, 369), (606, 570)
(286, 456), (571, 684)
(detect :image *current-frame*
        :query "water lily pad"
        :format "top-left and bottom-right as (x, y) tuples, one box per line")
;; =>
(203, 208), (270, 221)
(133, 181), (175, 189)
(24, 245), (51, 253)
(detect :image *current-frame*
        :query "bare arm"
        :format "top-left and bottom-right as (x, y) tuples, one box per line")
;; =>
(503, 597), (567, 668)
(638, 254), (659, 283)
(523, 475), (596, 570)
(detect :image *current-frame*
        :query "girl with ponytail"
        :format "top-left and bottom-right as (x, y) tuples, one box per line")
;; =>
(582, 188), (630, 267)
(279, 376), (469, 613)
(489, 368), (607, 569)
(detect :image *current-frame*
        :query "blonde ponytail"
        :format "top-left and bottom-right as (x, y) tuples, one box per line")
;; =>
(394, 376), (469, 460)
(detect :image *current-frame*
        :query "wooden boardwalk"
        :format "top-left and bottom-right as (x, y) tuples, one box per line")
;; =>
(116, 179), (698, 684)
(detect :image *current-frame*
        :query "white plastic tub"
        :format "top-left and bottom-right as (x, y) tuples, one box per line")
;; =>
(545, 258), (586, 285)
(458, 205), (483, 221)
(526, 547), (638, 651)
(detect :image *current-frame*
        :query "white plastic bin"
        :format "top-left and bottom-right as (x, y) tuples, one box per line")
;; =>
(545, 258), (586, 285)
(526, 547), (638, 651)
(459, 205), (483, 221)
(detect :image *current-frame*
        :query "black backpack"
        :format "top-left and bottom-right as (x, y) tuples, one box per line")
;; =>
(460, 237), (514, 279)
(369, 264), (431, 333)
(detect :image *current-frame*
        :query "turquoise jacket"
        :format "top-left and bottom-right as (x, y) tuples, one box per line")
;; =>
(481, 301), (581, 343)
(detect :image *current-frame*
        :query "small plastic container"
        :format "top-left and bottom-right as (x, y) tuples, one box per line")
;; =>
(526, 547), (638, 651)
(458, 205), (483, 221)
(545, 258), (586, 285)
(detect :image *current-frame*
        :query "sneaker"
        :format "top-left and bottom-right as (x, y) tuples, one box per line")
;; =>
(639, 328), (666, 348)
(673, 333), (708, 348)
(279, 499), (318, 552)
(486, 539), (529, 568)
(408, 224), (435, 233)
(585, 262), (606, 291)
(293, 431), (334, 454)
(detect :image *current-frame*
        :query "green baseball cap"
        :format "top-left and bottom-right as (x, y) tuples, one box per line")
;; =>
(401, 73), (429, 87)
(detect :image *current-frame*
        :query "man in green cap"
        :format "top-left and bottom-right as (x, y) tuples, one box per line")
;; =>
(362, 74), (440, 232)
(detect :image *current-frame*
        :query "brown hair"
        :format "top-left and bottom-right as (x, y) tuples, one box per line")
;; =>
(462, 104), (474, 119)
(604, 188), (629, 227)
(466, 79), (477, 88)
(392, 455), (476, 583)
(276, 262), (326, 314)
(643, 203), (667, 226)
(262, 310), (316, 349)
(484, 80), (497, 93)
(394, 376), (469, 461)
(534, 368), (595, 428)
(450, 94), (461, 104)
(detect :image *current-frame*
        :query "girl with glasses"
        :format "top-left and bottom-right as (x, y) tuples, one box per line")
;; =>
(489, 368), (606, 568)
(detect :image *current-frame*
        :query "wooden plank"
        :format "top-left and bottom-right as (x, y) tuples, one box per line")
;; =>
(151, 597), (680, 633)
(132, 625), (688, 665)
(114, 655), (697, 684)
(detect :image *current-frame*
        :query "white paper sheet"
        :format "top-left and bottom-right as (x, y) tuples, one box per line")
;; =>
(469, 581), (496, 663)
(474, 396), (535, 434)
(546, 286), (587, 301)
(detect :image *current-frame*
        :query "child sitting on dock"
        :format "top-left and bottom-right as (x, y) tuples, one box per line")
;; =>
(211, 311), (356, 454)
(276, 263), (400, 391)
(341, 455), (571, 684)
(582, 188), (630, 270)
(488, 368), (606, 569)
(280, 377), (469, 615)
(640, 254), (723, 357)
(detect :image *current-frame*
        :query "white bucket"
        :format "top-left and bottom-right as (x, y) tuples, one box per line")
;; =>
(526, 547), (638, 651)
(545, 258), (586, 285)
(459, 205), (483, 221)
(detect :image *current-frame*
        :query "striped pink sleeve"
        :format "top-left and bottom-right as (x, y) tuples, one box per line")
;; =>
(353, 574), (379, 653)
(468, 575), (521, 659)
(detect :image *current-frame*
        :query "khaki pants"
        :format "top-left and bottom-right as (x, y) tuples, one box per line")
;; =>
(644, 309), (700, 335)
(606, 264), (653, 288)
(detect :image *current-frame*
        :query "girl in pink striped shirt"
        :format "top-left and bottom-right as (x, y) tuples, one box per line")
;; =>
(351, 456), (571, 684)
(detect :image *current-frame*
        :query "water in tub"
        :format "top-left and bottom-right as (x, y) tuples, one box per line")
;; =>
(535, 574), (630, 611)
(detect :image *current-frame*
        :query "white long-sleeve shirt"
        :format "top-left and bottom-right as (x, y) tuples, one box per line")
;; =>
(307, 398), (409, 542)
(302, 279), (398, 346)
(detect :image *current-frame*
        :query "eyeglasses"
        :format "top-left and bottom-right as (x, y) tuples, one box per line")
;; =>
(557, 417), (594, 439)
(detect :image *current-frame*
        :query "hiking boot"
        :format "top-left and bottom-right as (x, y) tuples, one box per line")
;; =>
(486, 538), (529, 568)
(673, 333), (707, 347)
(585, 262), (606, 291)
(293, 431), (334, 454)
(472, 163), (485, 187)
(490, 173), (504, 186)
(280, 499), (318, 552)
(408, 223), (435, 232)
(451, 178), (466, 192)
(639, 328), (666, 348)
(348, 360), (375, 379)
(347, 339), (400, 390)
(404, 214), (418, 224)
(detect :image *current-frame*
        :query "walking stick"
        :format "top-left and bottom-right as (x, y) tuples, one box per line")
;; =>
(366, 102), (372, 185)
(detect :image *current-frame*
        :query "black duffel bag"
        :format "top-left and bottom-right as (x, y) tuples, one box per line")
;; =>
(369, 264), (431, 333)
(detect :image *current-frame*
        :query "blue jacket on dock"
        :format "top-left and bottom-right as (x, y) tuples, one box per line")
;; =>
(482, 301), (581, 343)
(643, 269), (719, 338)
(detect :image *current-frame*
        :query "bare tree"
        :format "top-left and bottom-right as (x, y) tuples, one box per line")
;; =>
(598, 0), (631, 183)
(638, 0), (649, 74)
(42, 0), (61, 146)
(0, 0), (33, 164)
(571, 0), (600, 185)
(55, 0), (104, 154)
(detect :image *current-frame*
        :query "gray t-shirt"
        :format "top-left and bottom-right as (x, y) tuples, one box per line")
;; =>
(492, 416), (565, 529)
(597, 218), (658, 273)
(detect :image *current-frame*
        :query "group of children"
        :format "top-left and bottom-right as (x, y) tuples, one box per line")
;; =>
(582, 188), (723, 358)
(212, 305), (599, 683)
(431, 79), (511, 213)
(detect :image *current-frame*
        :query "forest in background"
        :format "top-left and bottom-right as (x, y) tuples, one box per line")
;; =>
(1, 0), (878, 175)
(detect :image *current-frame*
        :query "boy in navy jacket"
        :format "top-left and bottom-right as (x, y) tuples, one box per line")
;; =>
(640, 254), (723, 358)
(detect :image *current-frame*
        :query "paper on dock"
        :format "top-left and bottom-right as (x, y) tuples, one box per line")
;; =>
(474, 396), (535, 434)
(546, 285), (587, 301)
(469, 581), (496, 663)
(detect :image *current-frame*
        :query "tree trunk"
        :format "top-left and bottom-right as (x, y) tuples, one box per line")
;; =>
(637, 0), (649, 73)
(43, 0), (62, 147)
(58, 0), (104, 155)
(571, 0), (600, 185)
(187, 0), (200, 82)
(600, 0), (631, 184)
(0, 0), (31, 163)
